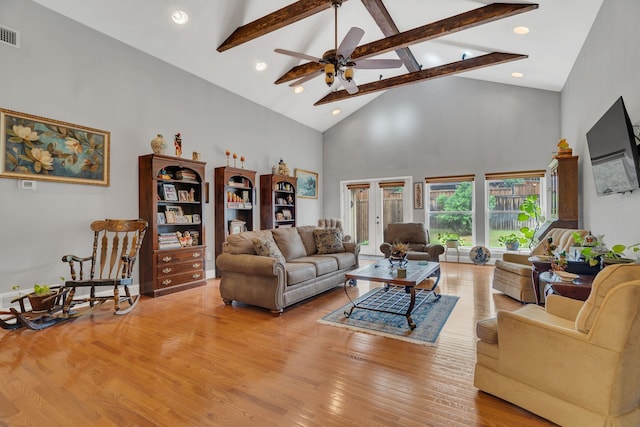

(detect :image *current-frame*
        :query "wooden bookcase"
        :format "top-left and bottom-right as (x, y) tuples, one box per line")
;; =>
(260, 174), (297, 230)
(138, 154), (207, 297)
(539, 154), (579, 237)
(214, 166), (256, 276)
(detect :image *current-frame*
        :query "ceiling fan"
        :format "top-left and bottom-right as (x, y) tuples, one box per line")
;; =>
(218, 1), (539, 104)
(274, 0), (402, 94)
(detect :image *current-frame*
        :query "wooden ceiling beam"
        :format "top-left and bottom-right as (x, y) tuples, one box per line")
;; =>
(275, 2), (538, 84)
(217, 0), (347, 52)
(314, 52), (527, 105)
(360, 0), (421, 72)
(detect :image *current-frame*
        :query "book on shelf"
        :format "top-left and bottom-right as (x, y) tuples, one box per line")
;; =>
(158, 232), (181, 249)
(175, 170), (197, 181)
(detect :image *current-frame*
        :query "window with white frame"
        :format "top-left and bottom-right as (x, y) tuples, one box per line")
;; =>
(425, 175), (475, 246)
(485, 171), (545, 249)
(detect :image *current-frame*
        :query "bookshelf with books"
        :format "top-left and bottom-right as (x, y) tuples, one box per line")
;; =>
(214, 166), (256, 277)
(138, 154), (206, 297)
(260, 174), (297, 230)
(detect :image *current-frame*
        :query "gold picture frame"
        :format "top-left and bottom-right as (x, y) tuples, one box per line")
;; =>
(295, 168), (318, 199)
(0, 108), (110, 186)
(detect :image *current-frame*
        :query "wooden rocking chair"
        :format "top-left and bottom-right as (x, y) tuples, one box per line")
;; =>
(0, 286), (71, 330)
(61, 218), (148, 316)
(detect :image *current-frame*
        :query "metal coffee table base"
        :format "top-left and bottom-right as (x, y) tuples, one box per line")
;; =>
(344, 261), (441, 329)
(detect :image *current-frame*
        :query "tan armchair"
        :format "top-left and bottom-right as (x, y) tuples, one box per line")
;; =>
(492, 228), (587, 303)
(317, 218), (351, 242)
(379, 223), (444, 261)
(475, 264), (640, 426)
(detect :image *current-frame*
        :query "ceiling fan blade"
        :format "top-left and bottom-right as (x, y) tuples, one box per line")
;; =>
(288, 70), (324, 87)
(217, 0), (347, 52)
(354, 59), (403, 69)
(337, 27), (365, 58)
(314, 52), (527, 105)
(342, 78), (359, 95)
(275, 3), (538, 84)
(275, 48), (322, 62)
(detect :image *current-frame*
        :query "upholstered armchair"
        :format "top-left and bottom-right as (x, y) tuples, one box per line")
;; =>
(317, 218), (351, 242)
(492, 228), (587, 303)
(379, 223), (444, 261)
(475, 264), (640, 426)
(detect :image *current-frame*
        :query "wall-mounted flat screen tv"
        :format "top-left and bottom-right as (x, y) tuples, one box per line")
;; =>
(586, 96), (640, 196)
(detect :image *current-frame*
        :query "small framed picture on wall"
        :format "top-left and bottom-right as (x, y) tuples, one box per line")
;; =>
(414, 182), (423, 209)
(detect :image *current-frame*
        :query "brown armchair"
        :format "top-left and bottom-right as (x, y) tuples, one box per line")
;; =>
(380, 223), (444, 261)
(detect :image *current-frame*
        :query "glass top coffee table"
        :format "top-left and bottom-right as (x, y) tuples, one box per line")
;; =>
(344, 260), (441, 329)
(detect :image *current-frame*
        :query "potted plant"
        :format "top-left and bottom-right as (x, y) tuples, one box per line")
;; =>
(437, 232), (466, 248)
(517, 195), (545, 249)
(28, 283), (57, 312)
(498, 233), (523, 251)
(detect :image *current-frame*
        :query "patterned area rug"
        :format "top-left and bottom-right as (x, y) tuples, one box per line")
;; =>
(318, 289), (459, 346)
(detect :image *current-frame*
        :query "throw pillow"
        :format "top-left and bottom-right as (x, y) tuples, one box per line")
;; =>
(251, 237), (286, 265)
(313, 228), (345, 254)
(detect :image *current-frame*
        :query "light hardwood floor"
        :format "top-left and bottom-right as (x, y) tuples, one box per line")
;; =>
(0, 261), (555, 426)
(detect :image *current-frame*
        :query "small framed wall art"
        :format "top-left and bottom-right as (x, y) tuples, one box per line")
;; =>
(295, 169), (318, 199)
(414, 182), (423, 209)
(0, 108), (110, 186)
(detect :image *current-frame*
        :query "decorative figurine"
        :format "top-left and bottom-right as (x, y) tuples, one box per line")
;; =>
(240, 155), (245, 168)
(225, 150), (231, 166)
(232, 153), (238, 167)
(174, 133), (182, 157)
(150, 134), (166, 155)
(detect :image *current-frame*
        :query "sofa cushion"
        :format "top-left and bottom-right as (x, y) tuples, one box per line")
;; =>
(251, 237), (285, 265)
(225, 230), (274, 254)
(285, 262), (316, 286)
(272, 227), (308, 261)
(296, 225), (318, 256)
(290, 256), (338, 276)
(322, 252), (357, 270)
(313, 228), (345, 254)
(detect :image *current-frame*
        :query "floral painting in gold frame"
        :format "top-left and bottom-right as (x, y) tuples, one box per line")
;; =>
(0, 108), (110, 186)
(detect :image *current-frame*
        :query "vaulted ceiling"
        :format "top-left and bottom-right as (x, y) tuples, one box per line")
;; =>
(33, 0), (604, 132)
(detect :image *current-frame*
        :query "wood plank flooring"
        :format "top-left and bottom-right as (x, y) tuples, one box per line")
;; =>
(0, 261), (555, 426)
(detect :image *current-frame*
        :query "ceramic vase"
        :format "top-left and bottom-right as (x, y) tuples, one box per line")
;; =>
(150, 134), (166, 155)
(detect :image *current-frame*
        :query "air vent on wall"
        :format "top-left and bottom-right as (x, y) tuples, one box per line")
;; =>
(0, 25), (20, 48)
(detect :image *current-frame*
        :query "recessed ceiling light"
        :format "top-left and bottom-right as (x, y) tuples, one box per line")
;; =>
(293, 86), (304, 94)
(255, 62), (268, 71)
(513, 26), (529, 35)
(171, 10), (189, 25)
(511, 72), (523, 78)
(332, 109), (341, 116)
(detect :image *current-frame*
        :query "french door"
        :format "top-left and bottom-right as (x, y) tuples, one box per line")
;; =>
(342, 177), (412, 256)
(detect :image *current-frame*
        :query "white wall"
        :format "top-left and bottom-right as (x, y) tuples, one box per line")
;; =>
(322, 76), (561, 246)
(561, 0), (640, 249)
(0, 0), (322, 297)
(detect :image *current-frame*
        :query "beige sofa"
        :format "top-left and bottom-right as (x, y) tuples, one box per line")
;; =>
(475, 264), (640, 426)
(493, 228), (587, 303)
(216, 226), (360, 315)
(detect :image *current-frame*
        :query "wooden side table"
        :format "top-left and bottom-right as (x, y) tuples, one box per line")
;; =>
(539, 271), (594, 303)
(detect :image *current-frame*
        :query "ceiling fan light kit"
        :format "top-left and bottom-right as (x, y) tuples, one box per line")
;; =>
(218, 1), (539, 104)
